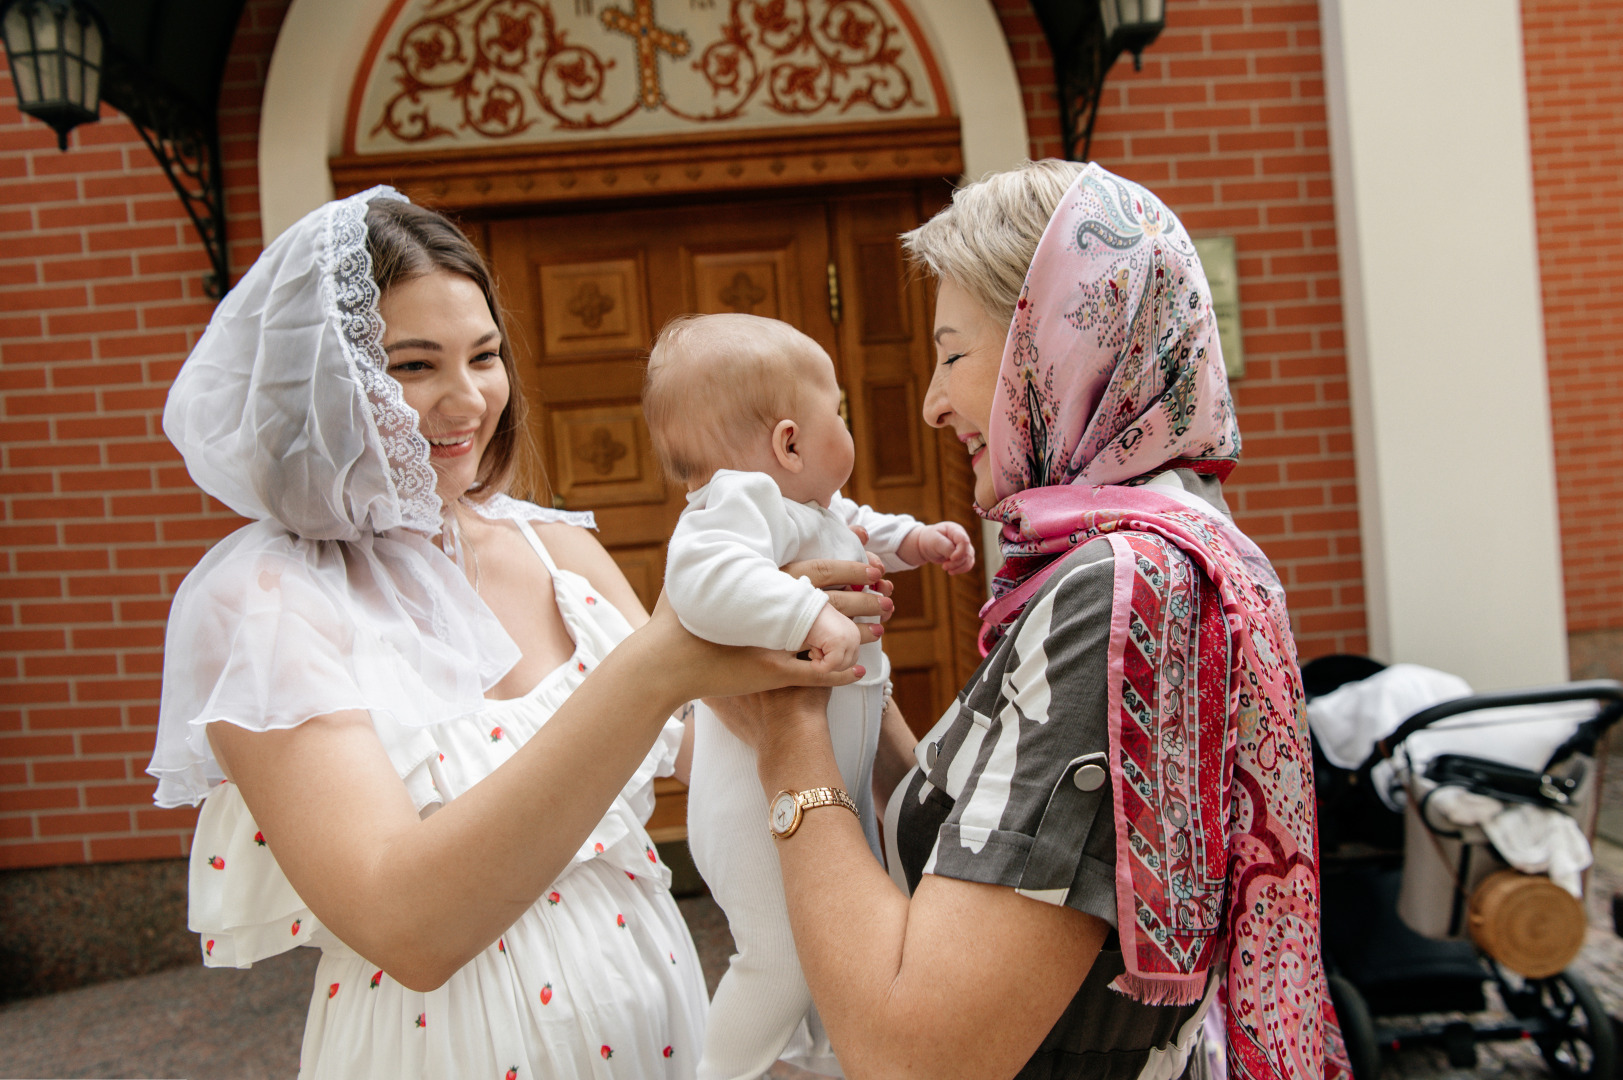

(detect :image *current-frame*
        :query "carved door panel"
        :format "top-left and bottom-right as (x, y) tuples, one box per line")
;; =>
(485, 186), (978, 840)
(829, 191), (982, 738)
(488, 200), (836, 608)
(487, 199), (836, 842)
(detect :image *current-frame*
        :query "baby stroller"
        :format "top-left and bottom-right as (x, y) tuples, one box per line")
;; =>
(1306, 655), (1623, 1079)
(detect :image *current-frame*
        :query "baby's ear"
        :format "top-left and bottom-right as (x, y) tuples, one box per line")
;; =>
(771, 419), (801, 472)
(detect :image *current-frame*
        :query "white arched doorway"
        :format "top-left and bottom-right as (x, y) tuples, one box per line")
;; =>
(257, 0), (1029, 238)
(256, 0), (1026, 736)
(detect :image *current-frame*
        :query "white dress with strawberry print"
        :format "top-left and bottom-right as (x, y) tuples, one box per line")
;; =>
(186, 518), (707, 1079)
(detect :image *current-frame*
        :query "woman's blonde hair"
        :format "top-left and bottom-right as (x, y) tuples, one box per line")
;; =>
(900, 159), (1088, 328)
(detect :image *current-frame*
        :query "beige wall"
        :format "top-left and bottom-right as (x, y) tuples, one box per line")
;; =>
(1319, 0), (1568, 688)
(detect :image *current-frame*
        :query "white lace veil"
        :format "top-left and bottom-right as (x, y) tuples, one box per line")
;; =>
(148, 187), (589, 808)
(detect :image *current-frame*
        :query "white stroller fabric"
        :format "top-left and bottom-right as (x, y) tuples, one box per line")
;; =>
(1483, 803), (1592, 896)
(1311, 663), (1600, 896)
(1424, 787), (1592, 896)
(1307, 663), (1472, 770)
(1422, 785), (1502, 827)
(1374, 698), (1599, 812)
(1308, 663), (1596, 810)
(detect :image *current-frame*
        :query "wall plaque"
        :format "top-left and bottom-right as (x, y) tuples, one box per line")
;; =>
(1192, 235), (1244, 380)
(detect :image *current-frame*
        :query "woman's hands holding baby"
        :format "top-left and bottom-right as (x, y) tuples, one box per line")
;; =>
(640, 593), (861, 707)
(700, 552), (892, 772)
(642, 553), (891, 702)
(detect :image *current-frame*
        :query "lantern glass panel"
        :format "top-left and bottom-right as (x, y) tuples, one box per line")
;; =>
(31, 3), (57, 48)
(6, 51), (34, 102)
(80, 17), (97, 105)
(60, 10), (83, 106)
(34, 13), (60, 103)
(1101, 0), (1118, 39)
(1121, 0), (1142, 23)
(2, 5), (37, 104)
(62, 55), (83, 107)
(1143, 0), (1164, 23)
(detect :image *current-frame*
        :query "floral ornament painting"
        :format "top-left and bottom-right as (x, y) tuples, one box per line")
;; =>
(353, 0), (944, 153)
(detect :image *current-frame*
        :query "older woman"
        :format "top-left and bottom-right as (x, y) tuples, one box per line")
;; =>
(709, 161), (1350, 1079)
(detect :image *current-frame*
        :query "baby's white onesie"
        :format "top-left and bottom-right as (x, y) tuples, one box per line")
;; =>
(666, 469), (919, 1080)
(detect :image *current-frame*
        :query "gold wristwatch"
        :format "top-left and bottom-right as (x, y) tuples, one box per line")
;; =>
(769, 787), (859, 839)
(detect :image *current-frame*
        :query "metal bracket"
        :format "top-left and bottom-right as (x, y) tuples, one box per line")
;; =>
(1048, 11), (1120, 163)
(102, 64), (228, 298)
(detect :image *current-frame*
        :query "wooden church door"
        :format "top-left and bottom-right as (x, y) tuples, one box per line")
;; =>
(483, 183), (981, 840)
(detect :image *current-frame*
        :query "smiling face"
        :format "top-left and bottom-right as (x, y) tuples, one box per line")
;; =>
(378, 270), (511, 507)
(922, 277), (1007, 509)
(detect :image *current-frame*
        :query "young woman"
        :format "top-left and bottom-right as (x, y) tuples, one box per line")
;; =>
(147, 189), (883, 1079)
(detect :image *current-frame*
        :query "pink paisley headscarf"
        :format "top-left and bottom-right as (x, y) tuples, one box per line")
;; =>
(976, 164), (1349, 1080)
(987, 162), (1239, 504)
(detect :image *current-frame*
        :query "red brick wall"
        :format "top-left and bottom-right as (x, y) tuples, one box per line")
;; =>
(993, 0), (1366, 660)
(0, 0), (286, 869)
(0, 0), (1370, 870)
(1522, 0), (1623, 638)
(20, 0), (1602, 868)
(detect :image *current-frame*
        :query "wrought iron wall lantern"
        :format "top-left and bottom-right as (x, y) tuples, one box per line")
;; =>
(0, 0), (247, 298)
(1, 0), (102, 150)
(1031, 0), (1166, 163)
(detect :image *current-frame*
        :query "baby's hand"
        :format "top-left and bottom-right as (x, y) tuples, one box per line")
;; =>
(910, 522), (976, 575)
(801, 603), (862, 674)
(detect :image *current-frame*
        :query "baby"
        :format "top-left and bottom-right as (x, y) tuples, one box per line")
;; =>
(644, 313), (973, 1080)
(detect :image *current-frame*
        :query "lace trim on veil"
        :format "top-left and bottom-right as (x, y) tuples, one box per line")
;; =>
(323, 188), (442, 535)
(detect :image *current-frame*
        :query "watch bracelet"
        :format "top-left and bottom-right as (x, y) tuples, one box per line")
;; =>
(799, 785), (859, 816)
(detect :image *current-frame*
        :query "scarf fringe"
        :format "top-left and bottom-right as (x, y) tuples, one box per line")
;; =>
(1109, 970), (1210, 1008)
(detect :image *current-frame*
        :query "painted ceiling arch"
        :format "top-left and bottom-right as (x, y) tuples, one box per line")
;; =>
(346, 0), (951, 155)
(258, 0), (1026, 236)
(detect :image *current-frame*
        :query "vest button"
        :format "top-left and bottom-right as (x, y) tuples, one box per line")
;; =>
(925, 741), (940, 769)
(1074, 763), (1106, 792)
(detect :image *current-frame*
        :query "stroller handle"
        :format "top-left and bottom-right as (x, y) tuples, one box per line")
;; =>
(1350, 678), (1623, 788)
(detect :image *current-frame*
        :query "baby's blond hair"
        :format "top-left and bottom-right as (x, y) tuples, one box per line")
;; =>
(643, 313), (830, 484)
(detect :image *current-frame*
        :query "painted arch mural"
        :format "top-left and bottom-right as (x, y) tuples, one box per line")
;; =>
(348, 0), (951, 154)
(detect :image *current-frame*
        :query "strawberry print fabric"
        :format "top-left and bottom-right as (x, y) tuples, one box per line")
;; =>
(186, 517), (705, 1079)
(978, 165), (1349, 1079)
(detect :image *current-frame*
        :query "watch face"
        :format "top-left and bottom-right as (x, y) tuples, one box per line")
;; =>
(770, 793), (798, 834)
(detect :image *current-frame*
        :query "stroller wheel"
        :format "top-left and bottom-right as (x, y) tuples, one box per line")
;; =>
(1527, 969), (1615, 1079)
(1327, 973), (1381, 1080)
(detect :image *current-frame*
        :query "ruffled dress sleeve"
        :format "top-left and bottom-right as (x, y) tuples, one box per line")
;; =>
(187, 784), (317, 967)
(151, 519), (520, 968)
(185, 698), (452, 968)
(148, 520), (518, 809)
